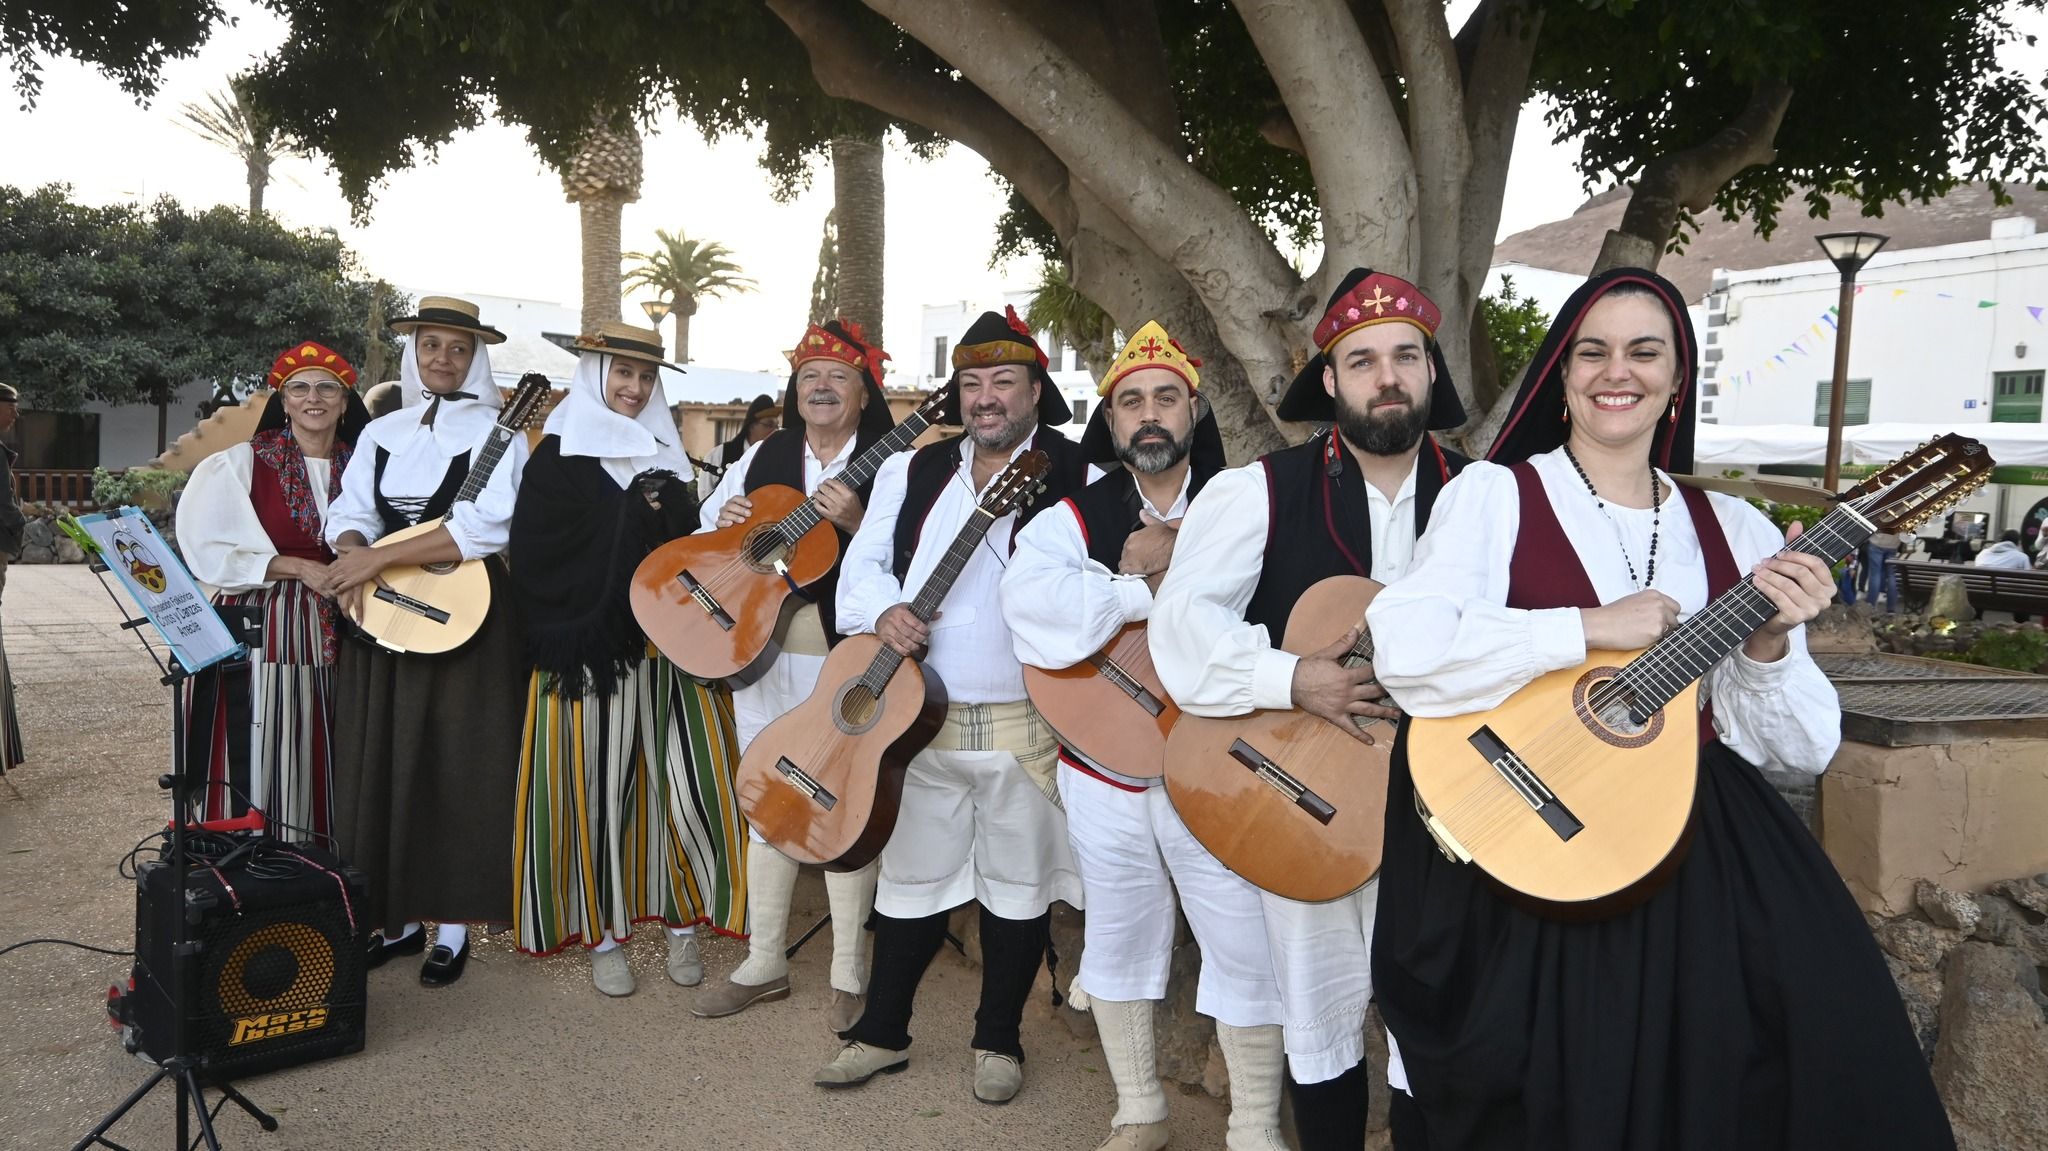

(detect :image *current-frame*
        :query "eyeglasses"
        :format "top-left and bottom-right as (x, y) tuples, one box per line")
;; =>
(283, 381), (346, 399)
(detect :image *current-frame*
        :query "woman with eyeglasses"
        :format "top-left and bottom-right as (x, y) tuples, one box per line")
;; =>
(175, 341), (371, 845)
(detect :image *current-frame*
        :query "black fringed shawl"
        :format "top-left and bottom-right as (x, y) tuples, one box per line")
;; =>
(509, 435), (700, 696)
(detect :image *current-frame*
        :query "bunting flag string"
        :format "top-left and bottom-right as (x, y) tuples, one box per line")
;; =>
(1719, 282), (2048, 392)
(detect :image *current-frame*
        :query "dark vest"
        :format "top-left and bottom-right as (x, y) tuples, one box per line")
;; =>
(372, 448), (470, 536)
(889, 426), (1088, 582)
(1062, 460), (1221, 572)
(744, 427), (884, 645)
(1243, 431), (1467, 644)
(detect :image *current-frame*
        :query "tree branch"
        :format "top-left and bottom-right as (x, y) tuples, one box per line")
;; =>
(1383, 0), (1469, 301)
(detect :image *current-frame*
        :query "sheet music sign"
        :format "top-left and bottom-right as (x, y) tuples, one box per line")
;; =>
(75, 507), (243, 672)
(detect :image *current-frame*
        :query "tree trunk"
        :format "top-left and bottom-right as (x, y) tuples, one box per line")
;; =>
(362, 281), (390, 384)
(578, 194), (626, 330)
(830, 131), (886, 345)
(247, 154), (265, 219)
(809, 207), (838, 325)
(673, 294), (699, 363)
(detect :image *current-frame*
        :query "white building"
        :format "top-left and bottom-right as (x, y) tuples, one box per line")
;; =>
(917, 293), (1104, 438)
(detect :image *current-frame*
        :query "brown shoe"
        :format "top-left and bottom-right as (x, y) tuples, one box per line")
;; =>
(825, 989), (864, 1033)
(689, 975), (791, 1018)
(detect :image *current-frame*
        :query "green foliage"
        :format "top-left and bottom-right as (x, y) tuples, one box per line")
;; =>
(1959, 626), (2048, 673)
(0, 185), (396, 411)
(1025, 262), (1117, 368)
(1, 0), (221, 107)
(91, 466), (186, 508)
(1477, 276), (1550, 382)
(623, 229), (757, 308)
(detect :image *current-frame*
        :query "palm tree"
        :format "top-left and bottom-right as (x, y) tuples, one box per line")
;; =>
(829, 130), (885, 346)
(560, 116), (643, 330)
(1027, 260), (1118, 382)
(177, 74), (300, 218)
(623, 229), (757, 363)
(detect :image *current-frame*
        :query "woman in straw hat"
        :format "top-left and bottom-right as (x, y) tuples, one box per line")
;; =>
(175, 341), (370, 842)
(323, 296), (528, 987)
(506, 320), (746, 996)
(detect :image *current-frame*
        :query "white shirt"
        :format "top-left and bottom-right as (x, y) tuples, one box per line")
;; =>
(699, 432), (859, 533)
(1365, 449), (1841, 774)
(176, 443), (332, 594)
(1150, 451), (1422, 717)
(324, 409), (528, 560)
(1975, 541), (2033, 570)
(838, 434), (1042, 705)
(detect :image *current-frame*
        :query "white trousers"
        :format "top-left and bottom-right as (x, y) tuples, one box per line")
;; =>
(1261, 882), (1406, 1087)
(876, 743), (1082, 920)
(1057, 762), (1282, 1029)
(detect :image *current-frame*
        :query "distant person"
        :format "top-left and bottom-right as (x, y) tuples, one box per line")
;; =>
(0, 381), (22, 777)
(1976, 529), (2032, 570)
(1863, 528), (1902, 613)
(362, 380), (404, 420)
(712, 394), (781, 472)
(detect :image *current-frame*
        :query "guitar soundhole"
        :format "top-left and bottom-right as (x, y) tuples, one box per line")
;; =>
(742, 526), (790, 574)
(421, 560), (457, 575)
(834, 682), (883, 735)
(1572, 667), (1664, 749)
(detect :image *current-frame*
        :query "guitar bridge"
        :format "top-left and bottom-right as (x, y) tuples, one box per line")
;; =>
(776, 757), (838, 810)
(676, 569), (735, 632)
(1090, 655), (1165, 717)
(1227, 739), (1336, 825)
(371, 586), (450, 624)
(1468, 725), (1582, 841)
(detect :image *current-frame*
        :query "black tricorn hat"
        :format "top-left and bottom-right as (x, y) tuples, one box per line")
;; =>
(1277, 268), (1466, 431)
(386, 294), (507, 345)
(933, 306), (1073, 426)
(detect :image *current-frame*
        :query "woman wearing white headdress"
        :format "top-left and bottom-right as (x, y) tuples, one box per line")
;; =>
(323, 296), (530, 988)
(507, 320), (747, 997)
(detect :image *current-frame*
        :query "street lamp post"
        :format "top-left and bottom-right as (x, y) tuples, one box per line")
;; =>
(1815, 231), (1889, 491)
(640, 298), (673, 349)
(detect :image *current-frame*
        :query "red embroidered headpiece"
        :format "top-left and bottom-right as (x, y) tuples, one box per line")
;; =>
(1311, 272), (1441, 353)
(788, 319), (891, 377)
(267, 341), (358, 389)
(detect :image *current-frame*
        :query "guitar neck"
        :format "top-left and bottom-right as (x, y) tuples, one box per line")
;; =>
(774, 410), (934, 540)
(863, 504), (999, 685)
(450, 422), (520, 506)
(1610, 504), (1870, 713)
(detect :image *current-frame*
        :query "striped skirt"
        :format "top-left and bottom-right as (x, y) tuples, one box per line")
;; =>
(513, 653), (749, 955)
(0, 617), (21, 776)
(188, 580), (337, 843)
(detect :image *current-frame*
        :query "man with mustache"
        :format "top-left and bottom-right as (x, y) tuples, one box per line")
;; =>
(1004, 323), (1289, 1151)
(816, 307), (1087, 1104)
(693, 319), (896, 1030)
(1152, 271), (1469, 1150)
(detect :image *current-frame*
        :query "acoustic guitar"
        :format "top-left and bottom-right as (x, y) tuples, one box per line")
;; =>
(631, 383), (955, 685)
(1024, 623), (1178, 782)
(1405, 434), (1992, 916)
(736, 450), (1052, 870)
(353, 373), (552, 655)
(1163, 575), (1392, 902)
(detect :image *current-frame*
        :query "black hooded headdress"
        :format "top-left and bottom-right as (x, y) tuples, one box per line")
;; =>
(1485, 266), (1698, 473)
(932, 306), (1073, 427)
(1277, 267), (1467, 431)
(721, 393), (779, 461)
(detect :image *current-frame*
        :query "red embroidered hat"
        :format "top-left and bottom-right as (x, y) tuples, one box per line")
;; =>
(1311, 270), (1441, 352)
(267, 342), (358, 390)
(788, 318), (891, 377)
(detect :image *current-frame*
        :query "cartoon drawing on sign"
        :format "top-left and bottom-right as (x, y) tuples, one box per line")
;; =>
(114, 530), (168, 595)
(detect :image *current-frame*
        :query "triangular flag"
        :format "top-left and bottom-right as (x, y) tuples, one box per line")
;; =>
(1937, 291), (1954, 300)
(1829, 305), (1840, 315)
(2030, 306), (2044, 323)
(1823, 313), (1839, 330)
(1774, 354), (1787, 365)
(1979, 300), (1998, 308)
(1811, 323), (1825, 338)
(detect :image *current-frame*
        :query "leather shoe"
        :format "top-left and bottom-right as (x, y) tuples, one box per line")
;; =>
(973, 1049), (1024, 1104)
(667, 932), (704, 987)
(690, 974), (791, 1018)
(591, 948), (635, 997)
(419, 939), (470, 987)
(813, 1041), (909, 1088)
(364, 928), (425, 970)
(1096, 1121), (1171, 1151)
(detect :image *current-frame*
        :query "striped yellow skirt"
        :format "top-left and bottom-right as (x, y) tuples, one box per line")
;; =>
(512, 653), (749, 955)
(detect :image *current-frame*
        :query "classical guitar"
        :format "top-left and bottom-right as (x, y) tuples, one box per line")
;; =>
(1164, 575), (1391, 902)
(354, 373), (552, 655)
(1024, 623), (1178, 782)
(1406, 434), (1992, 915)
(631, 383), (955, 685)
(735, 450), (1051, 870)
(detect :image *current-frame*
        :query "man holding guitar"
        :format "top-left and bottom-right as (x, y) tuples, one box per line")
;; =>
(690, 319), (894, 1031)
(814, 308), (1085, 1104)
(1003, 323), (1288, 1151)
(1151, 270), (1468, 1150)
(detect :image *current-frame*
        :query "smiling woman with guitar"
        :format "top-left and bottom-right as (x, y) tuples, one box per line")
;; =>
(323, 296), (532, 988)
(1367, 268), (1957, 1151)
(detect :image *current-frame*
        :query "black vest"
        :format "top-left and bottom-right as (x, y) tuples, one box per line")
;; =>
(1063, 460), (1222, 572)
(372, 448), (471, 536)
(1242, 431), (1467, 643)
(890, 426), (1088, 582)
(743, 427), (884, 645)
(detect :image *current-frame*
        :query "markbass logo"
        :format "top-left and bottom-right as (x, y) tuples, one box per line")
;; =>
(228, 1007), (329, 1046)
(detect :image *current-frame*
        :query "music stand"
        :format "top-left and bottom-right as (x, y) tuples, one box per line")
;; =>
(58, 510), (278, 1151)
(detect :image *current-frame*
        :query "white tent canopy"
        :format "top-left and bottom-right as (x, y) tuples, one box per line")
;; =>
(1694, 421), (2048, 469)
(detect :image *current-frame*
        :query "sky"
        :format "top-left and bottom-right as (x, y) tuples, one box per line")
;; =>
(2, 2), (2038, 377)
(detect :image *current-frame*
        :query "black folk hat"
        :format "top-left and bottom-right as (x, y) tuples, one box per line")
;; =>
(935, 306), (1073, 426)
(1278, 268), (1466, 431)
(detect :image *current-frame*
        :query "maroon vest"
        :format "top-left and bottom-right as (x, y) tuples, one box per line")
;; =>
(249, 457), (335, 563)
(1505, 461), (1739, 744)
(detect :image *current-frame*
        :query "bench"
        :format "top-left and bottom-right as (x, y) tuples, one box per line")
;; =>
(1893, 559), (2048, 616)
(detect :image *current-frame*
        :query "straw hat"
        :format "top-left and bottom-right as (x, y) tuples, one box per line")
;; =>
(386, 295), (507, 344)
(573, 319), (681, 371)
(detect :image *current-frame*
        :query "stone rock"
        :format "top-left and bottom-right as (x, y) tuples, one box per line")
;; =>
(2018, 923), (2048, 968)
(1991, 876), (2048, 921)
(1804, 602), (1880, 653)
(18, 543), (53, 564)
(1932, 943), (2048, 1151)
(1972, 894), (2027, 947)
(53, 536), (86, 564)
(1917, 879), (1983, 933)
(1926, 574), (1977, 623)
(1893, 968), (1944, 1063)
(1200, 1035), (1229, 1099)
(1878, 917), (1966, 973)
(20, 517), (53, 553)
(946, 904), (982, 967)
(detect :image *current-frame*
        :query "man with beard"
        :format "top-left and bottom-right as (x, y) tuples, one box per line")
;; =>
(1003, 323), (1288, 1151)
(692, 319), (895, 1029)
(1152, 270), (1469, 1151)
(816, 307), (1086, 1103)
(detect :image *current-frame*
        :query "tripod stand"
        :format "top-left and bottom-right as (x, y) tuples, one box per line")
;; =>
(68, 551), (276, 1151)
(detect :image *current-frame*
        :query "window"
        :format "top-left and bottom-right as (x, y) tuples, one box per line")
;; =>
(1070, 399), (1089, 425)
(14, 410), (100, 469)
(1992, 370), (2044, 424)
(932, 337), (949, 379)
(1812, 378), (1871, 427)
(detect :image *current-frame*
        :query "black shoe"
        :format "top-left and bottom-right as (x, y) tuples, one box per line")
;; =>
(364, 929), (426, 970)
(419, 939), (470, 987)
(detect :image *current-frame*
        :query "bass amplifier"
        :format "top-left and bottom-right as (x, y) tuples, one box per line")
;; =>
(122, 837), (368, 1077)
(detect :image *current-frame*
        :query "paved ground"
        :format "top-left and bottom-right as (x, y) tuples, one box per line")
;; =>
(0, 565), (1230, 1150)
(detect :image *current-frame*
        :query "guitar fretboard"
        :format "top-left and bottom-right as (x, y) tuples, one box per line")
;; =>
(765, 408), (936, 548)
(451, 424), (519, 506)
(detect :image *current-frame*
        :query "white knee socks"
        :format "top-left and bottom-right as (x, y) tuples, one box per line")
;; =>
(1092, 996), (1170, 1128)
(824, 861), (878, 994)
(434, 922), (468, 954)
(730, 845), (799, 986)
(1215, 1022), (1287, 1151)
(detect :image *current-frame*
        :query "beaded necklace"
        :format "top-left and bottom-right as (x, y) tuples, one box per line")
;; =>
(1562, 443), (1661, 591)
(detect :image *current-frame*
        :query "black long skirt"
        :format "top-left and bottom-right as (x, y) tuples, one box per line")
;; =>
(332, 559), (525, 932)
(1372, 733), (1954, 1151)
